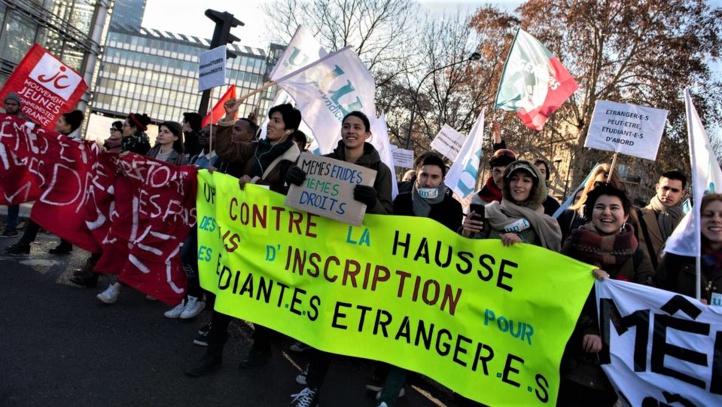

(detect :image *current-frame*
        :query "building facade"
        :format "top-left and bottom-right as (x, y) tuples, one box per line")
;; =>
(91, 25), (280, 126)
(0, 0), (109, 105)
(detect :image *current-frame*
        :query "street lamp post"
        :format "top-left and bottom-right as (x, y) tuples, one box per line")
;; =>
(405, 52), (482, 149)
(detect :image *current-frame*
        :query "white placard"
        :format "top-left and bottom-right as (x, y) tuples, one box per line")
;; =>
(430, 124), (465, 162)
(198, 46), (227, 92)
(585, 100), (668, 160)
(390, 145), (414, 169)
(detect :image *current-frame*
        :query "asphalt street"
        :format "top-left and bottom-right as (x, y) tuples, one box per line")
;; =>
(0, 225), (452, 407)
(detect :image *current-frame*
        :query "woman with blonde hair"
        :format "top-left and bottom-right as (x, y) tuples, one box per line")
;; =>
(656, 193), (722, 302)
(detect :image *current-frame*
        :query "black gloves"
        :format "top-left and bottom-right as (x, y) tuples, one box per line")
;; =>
(285, 166), (307, 186)
(354, 185), (377, 207)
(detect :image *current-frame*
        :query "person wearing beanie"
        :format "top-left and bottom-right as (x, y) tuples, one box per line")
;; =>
(471, 148), (517, 205)
(120, 112), (151, 155)
(182, 112), (203, 158)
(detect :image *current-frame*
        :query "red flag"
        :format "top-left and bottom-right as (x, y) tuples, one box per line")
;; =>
(0, 44), (88, 130)
(202, 85), (236, 127)
(495, 29), (578, 131)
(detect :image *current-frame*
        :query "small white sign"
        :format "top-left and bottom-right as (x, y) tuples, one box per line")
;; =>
(430, 124), (465, 162)
(390, 145), (414, 169)
(198, 46), (227, 92)
(585, 100), (668, 161)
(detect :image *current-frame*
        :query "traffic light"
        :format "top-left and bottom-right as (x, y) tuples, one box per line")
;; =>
(205, 9), (243, 59)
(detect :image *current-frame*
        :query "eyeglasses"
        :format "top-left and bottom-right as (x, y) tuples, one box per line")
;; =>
(110, 128), (120, 132)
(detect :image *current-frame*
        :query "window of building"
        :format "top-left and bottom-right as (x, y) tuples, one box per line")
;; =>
(1, 11), (36, 64)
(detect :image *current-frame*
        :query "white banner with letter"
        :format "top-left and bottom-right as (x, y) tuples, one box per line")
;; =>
(595, 279), (722, 406)
(584, 100), (667, 160)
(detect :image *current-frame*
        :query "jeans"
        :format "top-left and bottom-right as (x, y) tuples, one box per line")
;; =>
(4, 205), (19, 232)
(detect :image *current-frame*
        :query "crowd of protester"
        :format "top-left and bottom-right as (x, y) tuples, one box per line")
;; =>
(1, 89), (716, 407)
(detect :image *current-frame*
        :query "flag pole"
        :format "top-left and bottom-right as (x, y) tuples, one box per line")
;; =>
(208, 89), (214, 155)
(238, 81), (276, 101)
(607, 152), (619, 183)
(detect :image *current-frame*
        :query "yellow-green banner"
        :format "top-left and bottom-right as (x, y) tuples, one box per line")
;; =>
(197, 171), (594, 406)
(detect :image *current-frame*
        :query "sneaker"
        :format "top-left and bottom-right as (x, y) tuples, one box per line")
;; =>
(238, 347), (271, 369)
(198, 322), (212, 335)
(164, 300), (186, 319)
(48, 242), (72, 255)
(375, 388), (405, 400)
(365, 375), (384, 393)
(0, 229), (18, 238)
(289, 341), (311, 353)
(4, 243), (30, 255)
(97, 284), (120, 304)
(290, 387), (319, 407)
(295, 364), (309, 385)
(69, 271), (99, 288)
(180, 296), (205, 319)
(193, 323), (211, 347)
(184, 353), (222, 377)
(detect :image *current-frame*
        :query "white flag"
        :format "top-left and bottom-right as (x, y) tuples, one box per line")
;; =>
(444, 109), (485, 202)
(268, 26), (328, 81)
(260, 26), (328, 140)
(275, 46), (376, 155)
(664, 88), (722, 257)
(370, 113), (398, 199)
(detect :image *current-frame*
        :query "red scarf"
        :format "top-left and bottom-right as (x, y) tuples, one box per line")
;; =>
(566, 223), (638, 277)
(478, 176), (502, 203)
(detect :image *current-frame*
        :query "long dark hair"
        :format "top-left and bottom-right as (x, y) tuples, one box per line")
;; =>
(160, 121), (184, 154)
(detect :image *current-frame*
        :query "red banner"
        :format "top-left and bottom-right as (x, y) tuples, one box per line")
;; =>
(0, 116), (198, 304)
(92, 153), (197, 304)
(0, 115), (43, 205)
(0, 44), (88, 130)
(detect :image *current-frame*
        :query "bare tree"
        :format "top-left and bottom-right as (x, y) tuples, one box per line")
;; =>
(468, 0), (722, 199)
(262, 0), (420, 77)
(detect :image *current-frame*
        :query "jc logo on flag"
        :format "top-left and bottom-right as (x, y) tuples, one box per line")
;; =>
(29, 53), (83, 100)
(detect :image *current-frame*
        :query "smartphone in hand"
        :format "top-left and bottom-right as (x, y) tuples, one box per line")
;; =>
(469, 204), (485, 223)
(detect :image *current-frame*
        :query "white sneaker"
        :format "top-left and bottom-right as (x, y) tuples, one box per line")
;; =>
(97, 284), (120, 304)
(180, 296), (205, 319)
(164, 300), (186, 318)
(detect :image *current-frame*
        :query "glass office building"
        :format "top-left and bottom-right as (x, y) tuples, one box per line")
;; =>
(0, 0), (108, 97)
(91, 26), (282, 125)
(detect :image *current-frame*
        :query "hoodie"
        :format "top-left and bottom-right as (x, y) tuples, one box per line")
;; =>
(325, 140), (393, 215)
